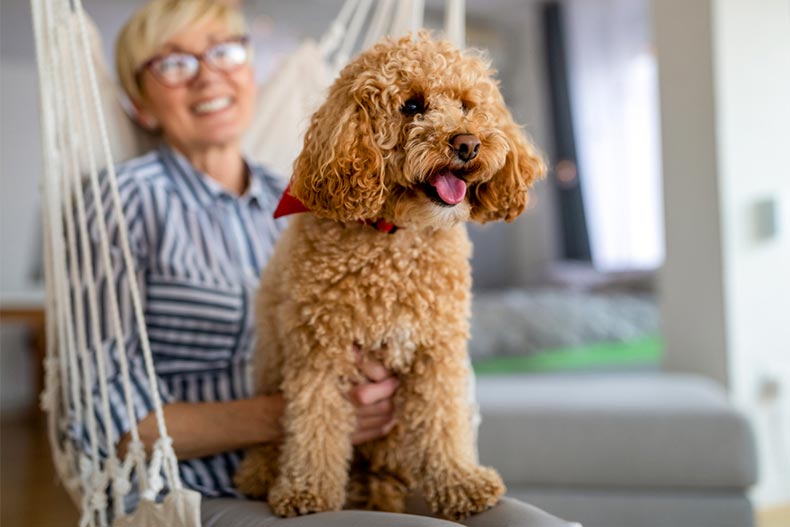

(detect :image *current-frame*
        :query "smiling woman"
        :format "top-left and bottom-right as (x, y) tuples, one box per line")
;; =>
(115, 1), (256, 193)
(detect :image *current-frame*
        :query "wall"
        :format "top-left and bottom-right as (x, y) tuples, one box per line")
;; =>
(654, 0), (790, 507)
(1, 3), (43, 296)
(713, 0), (790, 507)
(501, 6), (559, 287)
(1, 2), (46, 416)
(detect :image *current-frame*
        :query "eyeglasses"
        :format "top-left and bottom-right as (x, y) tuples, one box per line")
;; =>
(136, 36), (250, 88)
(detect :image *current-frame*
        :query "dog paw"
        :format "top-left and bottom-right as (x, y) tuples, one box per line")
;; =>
(268, 484), (343, 517)
(234, 461), (269, 499)
(428, 466), (505, 520)
(366, 474), (408, 513)
(234, 470), (268, 499)
(233, 446), (277, 498)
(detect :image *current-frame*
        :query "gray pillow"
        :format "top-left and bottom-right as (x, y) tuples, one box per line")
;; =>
(468, 289), (659, 361)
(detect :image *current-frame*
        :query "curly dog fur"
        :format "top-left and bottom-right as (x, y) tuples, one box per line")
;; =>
(234, 33), (545, 520)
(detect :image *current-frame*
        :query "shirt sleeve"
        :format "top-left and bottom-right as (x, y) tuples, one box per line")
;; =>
(70, 169), (174, 457)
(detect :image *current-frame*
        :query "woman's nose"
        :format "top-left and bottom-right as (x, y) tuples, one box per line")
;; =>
(190, 60), (223, 87)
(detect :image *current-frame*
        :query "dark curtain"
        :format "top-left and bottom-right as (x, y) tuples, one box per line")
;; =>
(542, 2), (592, 261)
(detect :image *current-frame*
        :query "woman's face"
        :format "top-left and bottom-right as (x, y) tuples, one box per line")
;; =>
(136, 16), (256, 154)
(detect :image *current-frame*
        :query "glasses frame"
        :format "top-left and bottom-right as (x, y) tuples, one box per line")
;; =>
(135, 35), (251, 88)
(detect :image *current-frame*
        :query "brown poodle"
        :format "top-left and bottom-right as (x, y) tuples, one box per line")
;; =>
(234, 33), (545, 520)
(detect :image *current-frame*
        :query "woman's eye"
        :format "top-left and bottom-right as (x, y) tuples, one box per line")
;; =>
(158, 54), (192, 73)
(401, 97), (425, 116)
(209, 42), (247, 67)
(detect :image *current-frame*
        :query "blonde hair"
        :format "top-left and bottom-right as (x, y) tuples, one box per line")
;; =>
(115, 0), (247, 104)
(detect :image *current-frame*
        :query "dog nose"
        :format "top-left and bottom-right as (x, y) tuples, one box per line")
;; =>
(451, 134), (481, 162)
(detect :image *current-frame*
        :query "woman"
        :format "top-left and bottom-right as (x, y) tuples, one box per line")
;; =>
(85, 0), (573, 525)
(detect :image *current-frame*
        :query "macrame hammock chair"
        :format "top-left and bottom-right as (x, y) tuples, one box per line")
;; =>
(32, 0), (469, 525)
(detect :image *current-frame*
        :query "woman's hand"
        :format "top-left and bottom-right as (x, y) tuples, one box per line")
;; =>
(349, 349), (398, 445)
(120, 352), (399, 459)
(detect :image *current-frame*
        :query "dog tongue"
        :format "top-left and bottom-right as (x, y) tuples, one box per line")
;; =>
(429, 170), (467, 205)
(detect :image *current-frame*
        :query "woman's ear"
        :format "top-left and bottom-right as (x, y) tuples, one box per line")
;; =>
(131, 98), (159, 131)
(289, 80), (387, 223)
(470, 108), (546, 223)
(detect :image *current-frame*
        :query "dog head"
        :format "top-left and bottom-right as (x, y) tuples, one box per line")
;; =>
(290, 33), (545, 230)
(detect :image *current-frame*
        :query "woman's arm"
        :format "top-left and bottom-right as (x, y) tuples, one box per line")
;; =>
(119, 359), (399, 460)
(118, 394), (284, 460)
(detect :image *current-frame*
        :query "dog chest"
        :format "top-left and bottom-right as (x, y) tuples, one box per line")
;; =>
(282, 217), (473, 369)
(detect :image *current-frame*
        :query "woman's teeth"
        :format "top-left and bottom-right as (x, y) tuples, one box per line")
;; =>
(193, 97), (232, 115)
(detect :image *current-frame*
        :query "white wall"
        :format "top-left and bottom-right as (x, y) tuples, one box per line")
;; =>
(713, 0), (790, 507)
(0, 60), (43, 294)
(1, 1), (44, 296)
(654, 0), (729, 386)
(655, 0), (790, 508)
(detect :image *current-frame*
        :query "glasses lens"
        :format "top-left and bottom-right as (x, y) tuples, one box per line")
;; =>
(152, 53), (199, 85)
(205, 41), (249, 71)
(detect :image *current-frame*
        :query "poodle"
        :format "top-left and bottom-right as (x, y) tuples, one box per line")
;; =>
(234, 32), (545, 520)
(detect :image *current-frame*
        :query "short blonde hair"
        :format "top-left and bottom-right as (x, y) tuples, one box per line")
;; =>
(115, 0), (247, 103)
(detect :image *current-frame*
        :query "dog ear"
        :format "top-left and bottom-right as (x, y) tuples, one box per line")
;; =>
(290, 84), (387, 223)
(470, 108), (546, 223)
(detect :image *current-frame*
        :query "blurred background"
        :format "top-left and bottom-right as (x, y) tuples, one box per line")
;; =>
(1, 1), (788, 526)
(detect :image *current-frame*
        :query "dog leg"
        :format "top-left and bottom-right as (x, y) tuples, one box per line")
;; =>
(343, 449), (408, 513)
(344, 452), (371, 509)
(267, 354), (356, 517)
(400, 350), (505, 520)
(234, 443), (280, 498)
(355, 434), (412, 513)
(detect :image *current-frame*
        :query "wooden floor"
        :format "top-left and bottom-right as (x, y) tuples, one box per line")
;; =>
(1, 413), (79, 527)
(757, 504), (790, 527)
(2, 413), (788, 527)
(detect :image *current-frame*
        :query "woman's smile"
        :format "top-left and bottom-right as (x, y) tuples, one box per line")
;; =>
(192, 95), (234, 115)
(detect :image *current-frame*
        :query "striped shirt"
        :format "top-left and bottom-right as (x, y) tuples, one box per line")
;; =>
(73, 144), (288, 508)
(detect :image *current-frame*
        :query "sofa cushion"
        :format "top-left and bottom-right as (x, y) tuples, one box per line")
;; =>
(476, 373), (757, 489)
(507, 488), (754, 527)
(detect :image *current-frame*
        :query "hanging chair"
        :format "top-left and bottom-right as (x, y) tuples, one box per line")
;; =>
(31, 0), (469, 525)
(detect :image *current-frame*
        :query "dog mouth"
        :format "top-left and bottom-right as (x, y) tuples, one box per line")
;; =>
(422, 169), (468, 206)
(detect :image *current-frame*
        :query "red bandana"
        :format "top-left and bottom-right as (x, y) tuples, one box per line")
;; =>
(273, 184), (398, 234)
(273, 184), (310, 219)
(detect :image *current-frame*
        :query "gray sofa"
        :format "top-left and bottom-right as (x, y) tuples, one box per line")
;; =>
(475, 372), (757, 527)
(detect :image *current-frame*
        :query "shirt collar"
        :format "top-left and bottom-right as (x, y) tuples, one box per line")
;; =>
(159, 144), (265, 208)
(245, 165), (269, 206)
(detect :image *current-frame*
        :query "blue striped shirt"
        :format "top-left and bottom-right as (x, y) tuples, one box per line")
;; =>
(73, 144), (288, 507)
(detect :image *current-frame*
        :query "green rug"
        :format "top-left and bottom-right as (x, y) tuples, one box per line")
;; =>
(472, 335), (663, 375)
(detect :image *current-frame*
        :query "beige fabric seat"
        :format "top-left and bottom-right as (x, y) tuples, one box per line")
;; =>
(476, 372), (757, 527)
(201, 497), (578, 527)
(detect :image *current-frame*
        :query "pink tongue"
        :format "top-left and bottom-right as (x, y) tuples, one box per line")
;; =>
(429, 170), (467, 205)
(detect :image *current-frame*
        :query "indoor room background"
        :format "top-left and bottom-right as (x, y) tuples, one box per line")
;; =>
(1, 1), (788, 526)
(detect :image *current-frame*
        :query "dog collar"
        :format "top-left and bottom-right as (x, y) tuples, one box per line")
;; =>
(273, 184), (399, 234)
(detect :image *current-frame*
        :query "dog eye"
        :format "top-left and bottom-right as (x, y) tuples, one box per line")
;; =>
(461, 101), (472, 114)
(401, 97), (425, 116)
